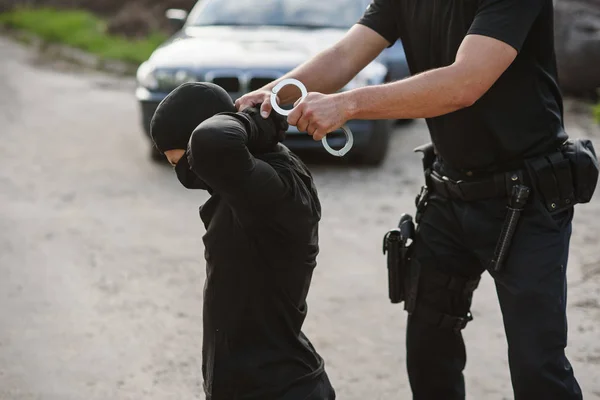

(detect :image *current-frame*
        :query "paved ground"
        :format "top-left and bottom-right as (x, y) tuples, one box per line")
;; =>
(0, 36), (599, 400)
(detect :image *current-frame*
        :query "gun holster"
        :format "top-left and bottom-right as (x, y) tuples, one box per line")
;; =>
(413, 142), (436, 223)
(381, 143), (435, 305)
(414, 142), (437, 177)
(383, 214), (415, 304)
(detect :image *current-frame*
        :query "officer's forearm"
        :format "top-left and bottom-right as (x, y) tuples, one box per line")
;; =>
(265, 46), (357, 105)
(262, 25), (387, 105)
(344, 65), (479, 120)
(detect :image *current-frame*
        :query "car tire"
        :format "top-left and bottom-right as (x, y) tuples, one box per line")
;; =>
(353, 120), (392, 166)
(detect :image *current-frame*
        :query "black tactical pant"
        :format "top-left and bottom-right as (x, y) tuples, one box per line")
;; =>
(206, 372), (335, 400)
(406, 180), (583, 399)
(285, 372), (336, 400)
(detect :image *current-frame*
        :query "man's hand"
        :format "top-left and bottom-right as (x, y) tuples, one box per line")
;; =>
(242, 105), (289, 152)
(287, 92), (352, 141)
(235, 89), (274, 118)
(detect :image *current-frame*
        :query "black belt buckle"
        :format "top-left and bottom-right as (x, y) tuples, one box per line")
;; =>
(429, 172), (448, 197)
(430, 171), (465, 200)
(446, 180), (465, 200)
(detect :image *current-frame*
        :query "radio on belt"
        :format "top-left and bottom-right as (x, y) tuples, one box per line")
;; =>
(270, 78), (354, 157)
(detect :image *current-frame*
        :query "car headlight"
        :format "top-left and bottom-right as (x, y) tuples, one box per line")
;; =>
(137, 62), (158, 90)
(153, 69), (198, 91)
(173, 70), (197, 84)
(137, 63), (199, 91)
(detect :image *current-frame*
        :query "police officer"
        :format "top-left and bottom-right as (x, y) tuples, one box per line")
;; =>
(236, 1), (587, 399)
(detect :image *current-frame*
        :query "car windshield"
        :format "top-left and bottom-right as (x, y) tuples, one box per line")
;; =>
(189, 0), (368, 30)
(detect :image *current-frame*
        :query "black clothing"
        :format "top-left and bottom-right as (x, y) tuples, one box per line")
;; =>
(360, 3), (583, 398)
(183, 112), (334, 400)
(240, 105), (290, 152)
(406, 161), (582, 400)
(175, 155), (211, 191)
(150, 82), (236, 153)
(358, 0), (567, 171)
(173, 107), (289, 193)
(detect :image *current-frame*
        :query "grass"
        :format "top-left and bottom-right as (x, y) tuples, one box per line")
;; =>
(0, 7), (167, 65)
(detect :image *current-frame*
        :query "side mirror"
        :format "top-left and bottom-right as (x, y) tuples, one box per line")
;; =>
(165, 8), (188, 31)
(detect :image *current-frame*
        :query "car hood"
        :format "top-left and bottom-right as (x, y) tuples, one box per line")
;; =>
(148, 26), (355, 70)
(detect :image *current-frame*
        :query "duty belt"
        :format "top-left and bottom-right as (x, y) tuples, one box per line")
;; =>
(428, 169), (530, 201)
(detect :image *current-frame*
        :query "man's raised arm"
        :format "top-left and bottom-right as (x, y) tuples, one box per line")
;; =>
(186, 113), (288, 210)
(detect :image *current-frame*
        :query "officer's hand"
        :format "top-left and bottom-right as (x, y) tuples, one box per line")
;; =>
(235, 89), (275, 119)
(287, 92), (350, 141)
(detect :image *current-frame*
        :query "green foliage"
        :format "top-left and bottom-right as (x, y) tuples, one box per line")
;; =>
(0, 7), (166, 65)
(594, 102), (600, 124)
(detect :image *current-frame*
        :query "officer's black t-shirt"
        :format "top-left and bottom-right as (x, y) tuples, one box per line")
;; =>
(358, 0), (567, 172)
(183, 112), (329, 400)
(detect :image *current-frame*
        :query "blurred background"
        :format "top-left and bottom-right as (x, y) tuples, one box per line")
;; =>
(0, 1), (599, 399)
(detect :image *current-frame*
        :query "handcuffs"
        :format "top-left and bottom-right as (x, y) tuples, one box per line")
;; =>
(270, 78), (354, 157)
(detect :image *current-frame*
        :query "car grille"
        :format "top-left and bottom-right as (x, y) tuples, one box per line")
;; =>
(249, 77), (275, 91)
(212, 77), (241, 93)
(205, 73), (279, 95)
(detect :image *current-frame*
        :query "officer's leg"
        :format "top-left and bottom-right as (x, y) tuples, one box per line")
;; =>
(487, 201), (583, 400)
(405, 195), (484, 400)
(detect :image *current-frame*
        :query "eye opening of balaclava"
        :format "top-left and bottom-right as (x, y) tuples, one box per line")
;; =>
(150, 82), (235, 192)
(150, 82), (236, 155)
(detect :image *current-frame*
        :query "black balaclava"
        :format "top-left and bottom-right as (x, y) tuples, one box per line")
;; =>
(151, 82), (236, 190)
(150, 82), (236, 154)
(151, 82), (289, 191)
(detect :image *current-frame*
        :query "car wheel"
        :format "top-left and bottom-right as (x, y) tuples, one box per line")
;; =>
(353, 120), (392, 166)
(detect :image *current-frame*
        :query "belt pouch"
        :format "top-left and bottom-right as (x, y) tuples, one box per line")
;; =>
(561, 138), (599, 204)
(525, 153), (575, 213)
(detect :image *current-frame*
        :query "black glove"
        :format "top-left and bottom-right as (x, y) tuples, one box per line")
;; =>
(241, 104), (289, 153)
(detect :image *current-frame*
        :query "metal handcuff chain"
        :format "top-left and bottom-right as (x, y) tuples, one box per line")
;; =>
(270, 78), (354, 157)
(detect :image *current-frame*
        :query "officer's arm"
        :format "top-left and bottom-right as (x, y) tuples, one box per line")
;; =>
(343, 35), (517, 119)
(344, 0), (545, 120)
(186, 114), (288, 210)
(247, 25), (390, 107)
(235, 0), (394, 112)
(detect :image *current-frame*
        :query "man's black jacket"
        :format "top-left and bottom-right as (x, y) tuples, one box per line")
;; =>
(181, 110), (327, 399)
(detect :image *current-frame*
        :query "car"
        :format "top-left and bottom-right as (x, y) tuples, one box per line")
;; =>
(136, 0), (412, 165)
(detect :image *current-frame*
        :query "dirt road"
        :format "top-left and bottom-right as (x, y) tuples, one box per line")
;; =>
(0, 36), (598, 400)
